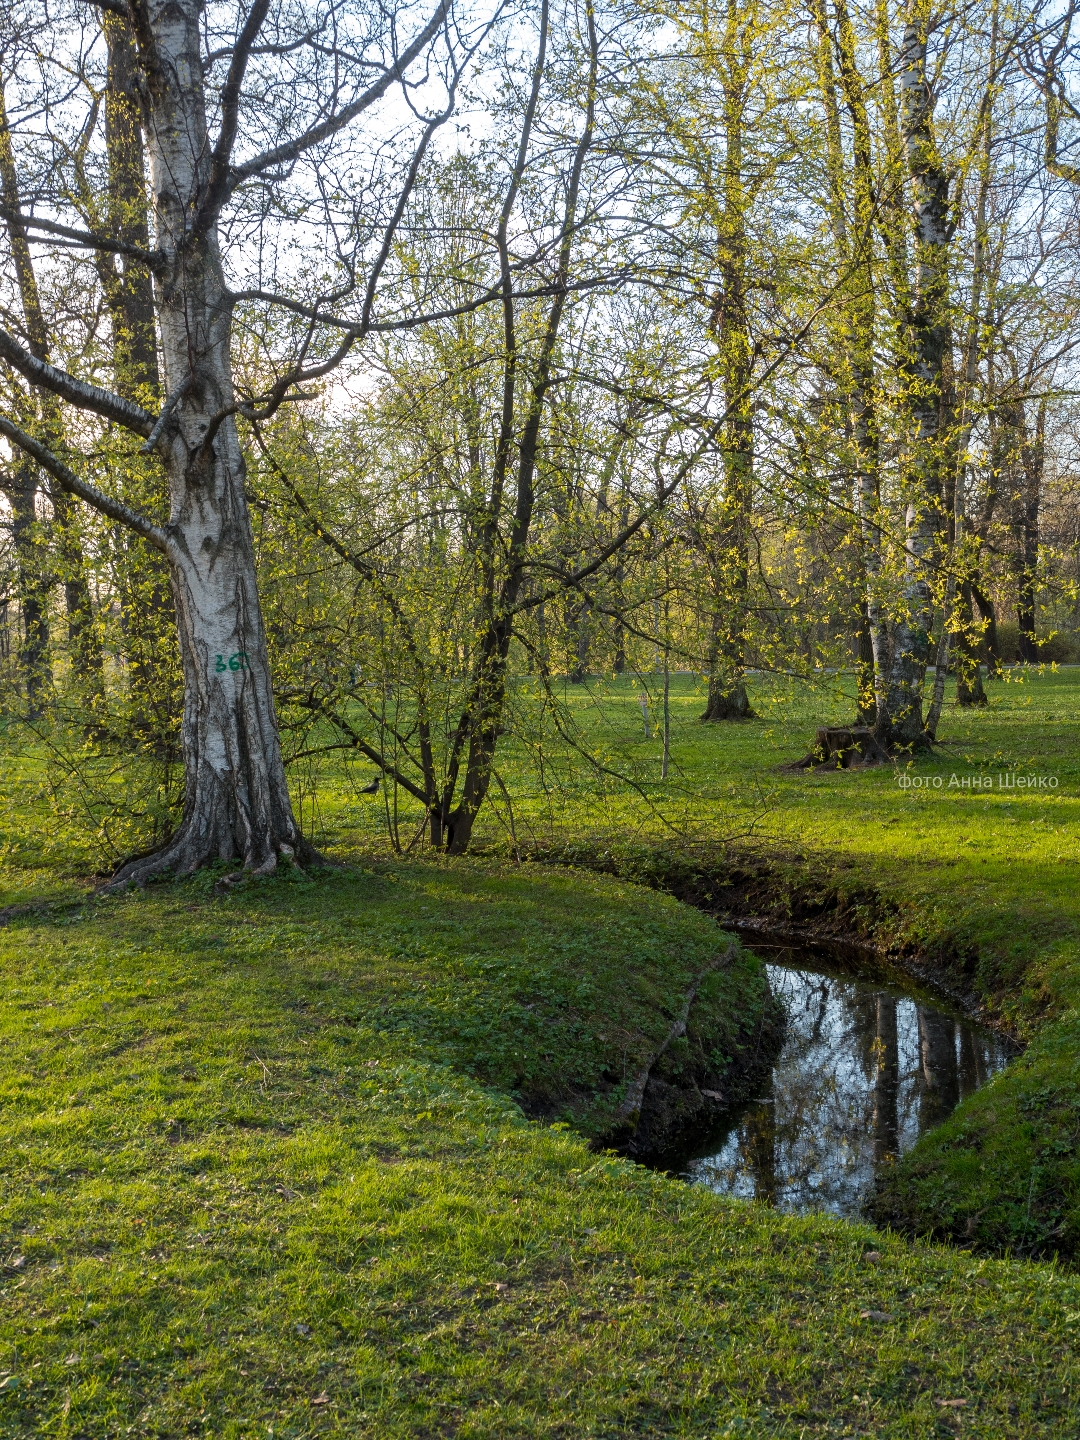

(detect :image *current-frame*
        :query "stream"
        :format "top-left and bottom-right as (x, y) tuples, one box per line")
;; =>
(679, 943), (1017, 1218)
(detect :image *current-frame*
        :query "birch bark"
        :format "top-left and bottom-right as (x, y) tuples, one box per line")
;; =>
(110, 0), (301, 878)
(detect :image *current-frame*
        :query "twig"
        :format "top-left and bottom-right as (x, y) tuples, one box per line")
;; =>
(611, 943), (739, 1133)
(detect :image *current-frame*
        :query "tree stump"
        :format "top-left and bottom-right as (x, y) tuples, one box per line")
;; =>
(792, 726), (891, 769)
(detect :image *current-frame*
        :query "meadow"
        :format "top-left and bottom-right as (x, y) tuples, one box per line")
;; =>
(2, 666), (1080, 1436)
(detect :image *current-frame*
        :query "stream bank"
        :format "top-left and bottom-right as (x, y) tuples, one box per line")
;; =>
(514, 839), (1080, 1259)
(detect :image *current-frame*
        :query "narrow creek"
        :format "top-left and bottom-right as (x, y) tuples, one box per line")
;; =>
(677, 942), (1017, 1218)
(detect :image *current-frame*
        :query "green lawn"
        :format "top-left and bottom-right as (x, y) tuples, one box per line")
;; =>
(3, 861), (1080, 1438)
(4, 668), (1080, 1434)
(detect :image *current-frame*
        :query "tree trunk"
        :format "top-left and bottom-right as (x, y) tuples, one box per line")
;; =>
(917, 1007), (959, 1130)
(435, 0), (596, 854)
(955, 583), (987, 705)
(702, 607), (753, 720)
(951, 21), (996, 709)
(971, 581), (1001, 675)
(3, 460), (51, 715)
(0, 79), (101, 691)
(101, 12), (178, 746)
(1016, 398), (1044, 663)
(826, 0), (889, 730)
(103, 13), (161, 400)
(613, 491), (628, 674)
(700, 0), (755, 725)
(881, 4), (950, 748)
(113, 0), (304, 882)
(873, 994), (899, 1164)
(855, 601), (876, 724)
(568, 595), (590, 682)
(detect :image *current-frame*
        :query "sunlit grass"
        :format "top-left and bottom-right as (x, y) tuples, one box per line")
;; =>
(3, 862), (1080, 1437)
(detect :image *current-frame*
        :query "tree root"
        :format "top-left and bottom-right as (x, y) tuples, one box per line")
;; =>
(103, 831), (324, 892)
(605, 943), (738, 1144)
(790, 725), (893, 770)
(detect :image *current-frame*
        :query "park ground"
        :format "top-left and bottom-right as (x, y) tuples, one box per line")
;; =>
(2, 666), (1080, 1436)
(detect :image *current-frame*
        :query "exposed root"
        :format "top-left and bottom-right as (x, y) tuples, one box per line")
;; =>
(603, 944), (738, 1147)
(103, 829), (323, 892)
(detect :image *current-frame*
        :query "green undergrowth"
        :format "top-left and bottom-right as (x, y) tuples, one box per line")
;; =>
(3, 861), (1080, 1438)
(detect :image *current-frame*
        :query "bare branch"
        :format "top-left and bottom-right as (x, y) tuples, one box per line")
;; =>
(192, 0), (273, 237)
(230, 0), (451, 187)
(0, 416), (167, 551)
(0, 205), (162, 268)
(289, 690), (430, 803)
(228, 270), (626, 336)
(140, 374), (193, 454)
(0, 328), (155, 436)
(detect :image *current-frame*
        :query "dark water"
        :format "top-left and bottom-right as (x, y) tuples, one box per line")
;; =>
(681, 947), (1017, 1217)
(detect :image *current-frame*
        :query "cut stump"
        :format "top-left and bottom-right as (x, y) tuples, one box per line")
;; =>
(791, 726), (891, 770)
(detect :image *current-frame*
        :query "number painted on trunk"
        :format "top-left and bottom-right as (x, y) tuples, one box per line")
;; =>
(214, 652), (250, 673)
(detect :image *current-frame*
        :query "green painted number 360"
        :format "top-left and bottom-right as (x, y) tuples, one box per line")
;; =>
(214, 652), (250, 673)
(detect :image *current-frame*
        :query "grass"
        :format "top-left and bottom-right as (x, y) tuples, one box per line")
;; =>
(3, 860), (1080, 1438)
(4, 667), (1080, 1431)
(480, 667), (1080, 1261)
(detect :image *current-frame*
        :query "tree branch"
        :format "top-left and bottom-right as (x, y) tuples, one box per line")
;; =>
(192, 0), (273, 237)
(86, 0), (133, 17)
(293, 692), (430, 804)
(229, 0), (450, 187)
(141, 374), (193, 454)
(0, 416), (168, 551)
(0, 205), (162, 266)
(0, 328), (155, 436)
(228, 270), (625, 336)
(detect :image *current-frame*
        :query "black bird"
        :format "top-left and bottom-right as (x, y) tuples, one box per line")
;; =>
(358, 776), (381, 795)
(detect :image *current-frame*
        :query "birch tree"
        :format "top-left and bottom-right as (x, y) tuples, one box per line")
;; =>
(0, 0), (471, 879)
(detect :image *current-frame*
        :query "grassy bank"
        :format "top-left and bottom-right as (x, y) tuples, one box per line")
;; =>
(3, 860), (1080, 1438)
(485, 668), (1080, 1260)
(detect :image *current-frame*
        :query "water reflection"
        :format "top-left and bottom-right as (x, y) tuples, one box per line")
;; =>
(685, 952), (1015, 1217)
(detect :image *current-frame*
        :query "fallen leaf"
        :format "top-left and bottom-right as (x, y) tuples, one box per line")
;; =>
(701, 1089), (724, 1100)
(862, 1251), (882, 1263)
(7, 1256), (26, 1271)
(63, 1354), (80, 1366)
(493, 1282), (509, 1292)
(294, 1322), (311, 1336)
(276, 1185), (301, 1201)
(937, 1399), (968, 1408)
(311, 1393), (330, 1406)
(859, 1310), (892, 1322)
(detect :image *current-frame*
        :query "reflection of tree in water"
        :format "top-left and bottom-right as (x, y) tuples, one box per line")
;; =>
(918, 1006), (960, 1130)
(689, 962), (1012, 1216)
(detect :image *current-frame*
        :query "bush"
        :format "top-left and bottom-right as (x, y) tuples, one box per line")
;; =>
(1039, 630), (1079, 663)
(995, 621), (1019, 663)
(989, 622), (1078, 664)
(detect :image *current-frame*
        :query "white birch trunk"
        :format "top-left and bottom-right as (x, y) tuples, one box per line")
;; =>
(115, 0), (302, 881)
